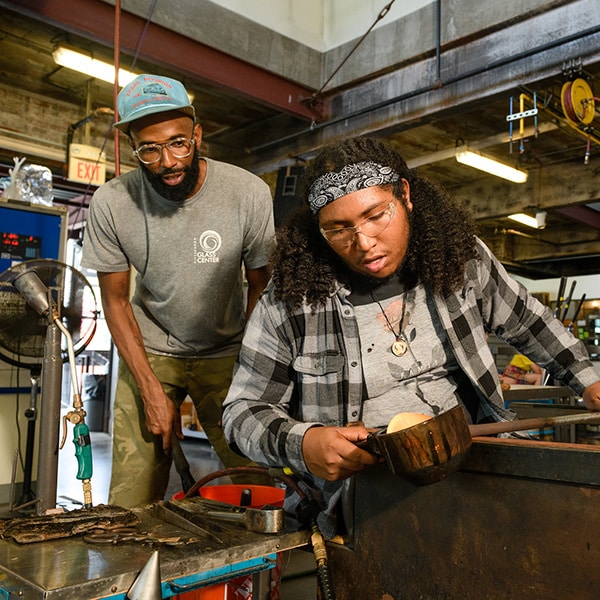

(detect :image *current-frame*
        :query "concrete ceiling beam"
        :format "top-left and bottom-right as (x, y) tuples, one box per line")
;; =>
(454, 159), (600, 221)
(553, 205), (600, 230)
(233, 1), (600, 172)
(1, 0), (325, 122)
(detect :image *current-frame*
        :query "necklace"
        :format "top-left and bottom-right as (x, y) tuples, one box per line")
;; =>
(370, 289), (409, 356)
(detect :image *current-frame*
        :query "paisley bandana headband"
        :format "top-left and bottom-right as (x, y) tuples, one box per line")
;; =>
(307, 161), (399, 214)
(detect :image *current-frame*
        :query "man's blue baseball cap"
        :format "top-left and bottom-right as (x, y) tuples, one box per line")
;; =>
(114, 74), (195, 132)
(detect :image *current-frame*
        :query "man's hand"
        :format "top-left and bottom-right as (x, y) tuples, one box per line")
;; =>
(301, 425), (382, 481)
(98, 270), (184, 453)
(142, 387), (183, 452)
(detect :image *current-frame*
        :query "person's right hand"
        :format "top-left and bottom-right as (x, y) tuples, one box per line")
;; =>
(301, 425), (382, 481)
(582, 381), (600, 412)
(142, 387), (182, 452)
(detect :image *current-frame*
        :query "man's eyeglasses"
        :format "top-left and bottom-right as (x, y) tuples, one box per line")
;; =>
(133, 137), (195, 165)
(320, 201), (397, 247)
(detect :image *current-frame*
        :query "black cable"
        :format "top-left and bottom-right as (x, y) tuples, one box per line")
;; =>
(70, 114), (114, 247)
(72, 0), (157, 245)
(131, 0), (159, 70)
(183, 465), (336, 599)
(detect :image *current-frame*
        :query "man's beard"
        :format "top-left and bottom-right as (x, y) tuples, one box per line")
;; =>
(141, 146), (201, 202)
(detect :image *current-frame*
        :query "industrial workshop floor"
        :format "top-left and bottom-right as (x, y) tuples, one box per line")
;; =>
(57, 431), (319, 599)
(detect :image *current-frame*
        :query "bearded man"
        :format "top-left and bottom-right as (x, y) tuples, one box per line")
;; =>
(82, 74), (274, 506)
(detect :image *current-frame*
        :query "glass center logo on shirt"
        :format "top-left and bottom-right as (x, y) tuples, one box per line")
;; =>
(194, 230), (221, 263)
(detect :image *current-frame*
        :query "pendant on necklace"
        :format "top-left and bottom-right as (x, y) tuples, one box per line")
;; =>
(391, 337), (408, 357)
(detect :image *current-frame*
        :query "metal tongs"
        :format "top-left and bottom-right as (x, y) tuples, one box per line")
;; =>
(166, 497), (285, 533)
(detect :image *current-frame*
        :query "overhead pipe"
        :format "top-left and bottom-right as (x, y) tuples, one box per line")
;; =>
(113, 0), (121, 176)
(494, 228), (557, 245)
(7, 0), (322, 123)
(434, 0), (442, 88)
(249, 22), (600, 153)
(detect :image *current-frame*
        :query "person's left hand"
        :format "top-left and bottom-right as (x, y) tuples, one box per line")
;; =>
(582, 381), (600, 411)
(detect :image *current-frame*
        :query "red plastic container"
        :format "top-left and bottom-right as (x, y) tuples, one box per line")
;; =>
(172, 485), (285, 600)
(199, 484), (285, 508)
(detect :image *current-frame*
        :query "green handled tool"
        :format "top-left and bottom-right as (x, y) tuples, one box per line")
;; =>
(61, 402), (94, 508)
(73, 421), (93, 507)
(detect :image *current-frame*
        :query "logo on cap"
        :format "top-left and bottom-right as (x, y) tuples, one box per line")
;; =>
(142, 82), (170, 96)
(113, 74), (195, 132)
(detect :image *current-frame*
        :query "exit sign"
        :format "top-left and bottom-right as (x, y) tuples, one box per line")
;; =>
(68, 143), (106, 185)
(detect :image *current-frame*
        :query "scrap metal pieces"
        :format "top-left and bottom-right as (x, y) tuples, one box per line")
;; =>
(0, 504), (140, 544)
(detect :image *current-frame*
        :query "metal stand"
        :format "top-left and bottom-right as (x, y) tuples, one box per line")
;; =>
(36, 322), (63, 514)
(15, 365), (41, 509)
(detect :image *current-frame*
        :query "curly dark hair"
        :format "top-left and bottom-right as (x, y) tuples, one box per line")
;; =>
(271, 137), (477, 308)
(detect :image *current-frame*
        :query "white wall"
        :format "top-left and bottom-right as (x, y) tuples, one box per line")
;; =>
(323, 0), (431, 50)
(514, 274), (600, 306)
(211, 0), (431, 50)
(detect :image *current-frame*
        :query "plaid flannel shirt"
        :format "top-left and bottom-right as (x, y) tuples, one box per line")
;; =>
(223, 237), (599, 536)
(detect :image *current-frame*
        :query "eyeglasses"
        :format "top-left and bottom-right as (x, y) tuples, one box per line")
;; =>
(320, 201), (397, 247)
(133, 137), (195, 165)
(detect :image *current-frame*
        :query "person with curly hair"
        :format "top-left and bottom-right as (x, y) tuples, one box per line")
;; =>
(222, 137), (600, 536)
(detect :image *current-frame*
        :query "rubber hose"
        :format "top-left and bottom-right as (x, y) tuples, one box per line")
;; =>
(316, 564), (336, 600)
(183, 465), (272, 498)
(183, 465), (308, 500)
(181, 464), (336, 599)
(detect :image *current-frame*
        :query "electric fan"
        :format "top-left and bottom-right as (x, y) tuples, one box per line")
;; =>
(0, 259), (98, 511)
(0, 259), (98, 367)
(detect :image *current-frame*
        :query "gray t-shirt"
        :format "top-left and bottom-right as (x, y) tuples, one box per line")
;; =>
(350, 278), (462, 427)
(81, 158), (274, 357)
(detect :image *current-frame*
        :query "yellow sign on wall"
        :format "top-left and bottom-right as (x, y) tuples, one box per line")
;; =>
(68, 144), (106, 185)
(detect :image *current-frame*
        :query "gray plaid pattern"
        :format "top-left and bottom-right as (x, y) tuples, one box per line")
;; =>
(223, 237), (598, 536)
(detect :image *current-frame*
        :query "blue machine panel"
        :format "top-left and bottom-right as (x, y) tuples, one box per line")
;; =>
(0, 201), (67, 275)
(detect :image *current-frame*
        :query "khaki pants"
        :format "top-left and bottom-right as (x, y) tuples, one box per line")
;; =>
(108, 353), (270, 507)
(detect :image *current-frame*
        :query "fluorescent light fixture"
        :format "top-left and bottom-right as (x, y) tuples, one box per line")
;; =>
(455, 146), (528, 183)
(52, 45), (137, 87)
(508, 211), (547, 229)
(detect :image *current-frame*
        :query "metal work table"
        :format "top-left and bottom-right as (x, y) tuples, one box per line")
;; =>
(328, 437), (600, 599)
(501, 384), (575, 404)
(503, 384), (578, 441)
(0, 505), (309, 599)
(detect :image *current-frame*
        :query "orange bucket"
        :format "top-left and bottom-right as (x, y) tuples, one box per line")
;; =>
(172, 485), (285, 600)
(199, 484), (285, 508)
(174, 586), (225, 600)
(172, 484), (285, 508)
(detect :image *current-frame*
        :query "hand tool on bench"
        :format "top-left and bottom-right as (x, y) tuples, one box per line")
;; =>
(170, 432), (196, 494)
(166, 498), (285, 533)
(202, 504), (285, 533)
(153, 501), (223, 544)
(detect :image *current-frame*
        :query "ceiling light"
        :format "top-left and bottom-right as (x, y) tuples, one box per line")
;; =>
(52, 45), (137, 87)
(508, 211), (547, 229)
(455, 146), (528, 183)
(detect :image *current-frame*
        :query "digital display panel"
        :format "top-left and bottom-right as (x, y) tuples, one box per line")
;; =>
(1, 232), (42, 261)
(0, 202), (67, 275)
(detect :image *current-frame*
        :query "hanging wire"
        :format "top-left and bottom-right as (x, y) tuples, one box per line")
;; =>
(131, 0), (160, 70)
(72, 122), (114, 245)
(309, 0), (397, 103)
(74, 0), (158, 244)
(112, 0), (122, 176)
